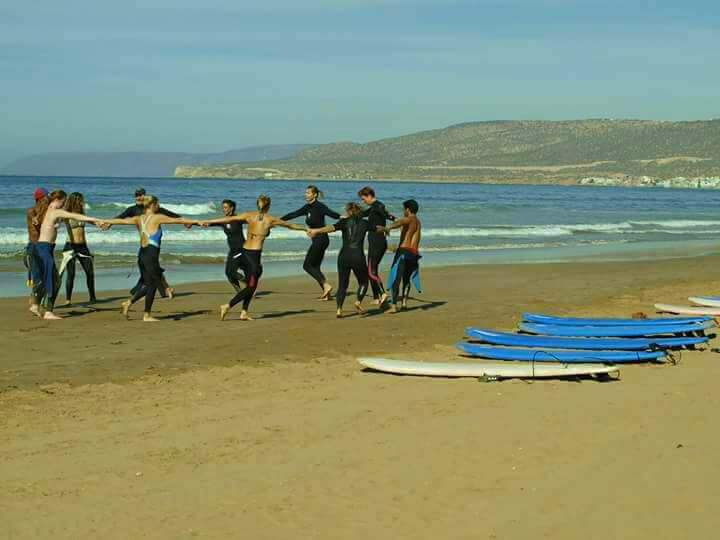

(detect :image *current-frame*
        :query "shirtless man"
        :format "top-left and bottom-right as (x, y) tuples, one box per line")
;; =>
(25, 187), (48, 291)
(376, 199), (422, 313)
(200, 195), (306, 321)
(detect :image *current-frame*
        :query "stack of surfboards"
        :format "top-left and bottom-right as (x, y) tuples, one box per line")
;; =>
(358, 312), (713, 380)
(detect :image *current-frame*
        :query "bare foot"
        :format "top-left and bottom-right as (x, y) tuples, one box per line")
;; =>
(319, 283), (333, 300)
(354, 301), (366, 315)
(379, 292), (389, 307)
(401, 301), (408, 311)
(29, 305), (42, 318)
(59, 300), (71, 307)
(336, 309), (343, 319)
(220, 304), (230, 321)
(120, 300), (132, 320)
(43, 311), (62, 320)
(239, 310), (254, 321)
(142, 314), (161, 322)
(166, 287), (175, 300)
(372, 299), (380, 305)
(387, 304), (399, 314)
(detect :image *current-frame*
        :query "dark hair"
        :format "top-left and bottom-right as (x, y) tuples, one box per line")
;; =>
(345, 202), (363, 218)
(403, 199), (419, 214)
(134, 188), (146, 197)
(222, 199), (236, 211)
(64, 192), (85, 214)
(307, 185), (324, 199)
(257, 194), (271, 213)
(357, 186), (375, 198)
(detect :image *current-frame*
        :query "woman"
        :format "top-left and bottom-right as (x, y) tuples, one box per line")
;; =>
(281, 185), (340, 300)
(201, 195), (306, 321)
(308, 202), (370, 318)
(101, 195), (199, 322)
(59, 192), (97, 305)
(30, 190), (104, 320)
(209, 199), (247, 293)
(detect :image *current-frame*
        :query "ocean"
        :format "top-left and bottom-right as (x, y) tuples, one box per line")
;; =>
(2, 175), (720, 297)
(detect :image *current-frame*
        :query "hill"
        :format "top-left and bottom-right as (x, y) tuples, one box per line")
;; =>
(2, 144), (314, 178)
(174, 120), (720, 185)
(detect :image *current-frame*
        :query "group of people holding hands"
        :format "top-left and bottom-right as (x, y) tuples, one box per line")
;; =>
(25, 185), (423, 322)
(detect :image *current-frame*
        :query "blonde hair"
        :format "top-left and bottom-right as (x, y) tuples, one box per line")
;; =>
(345, 202), (363, 218)
(257, 194), (271, 213)
(142, 195), (159, 208)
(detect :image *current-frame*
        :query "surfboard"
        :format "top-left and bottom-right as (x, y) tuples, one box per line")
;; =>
(654, 303), (720, 316)
(456, 342), (665, 363)
(357, 357), (620, 379)
(519, 321), (713, 337)
(688, 296), (720, 308)
(464, 328), (706, 351)
(523, 312), (710, 326)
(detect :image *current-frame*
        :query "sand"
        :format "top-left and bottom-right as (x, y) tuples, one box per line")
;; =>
(3, 257), (720, 538)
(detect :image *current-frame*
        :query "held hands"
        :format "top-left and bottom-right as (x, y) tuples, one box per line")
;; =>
(307, 228), (317, 238)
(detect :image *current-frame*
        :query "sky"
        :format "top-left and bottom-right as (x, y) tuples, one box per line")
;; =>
(1, 0), (719, 166)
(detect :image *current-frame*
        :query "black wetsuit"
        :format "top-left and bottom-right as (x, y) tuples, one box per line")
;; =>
(117, 205), (180, 298)
(282, 201), (340, 289)
(332, 216), (370, 309)
(362, 200), (395, 299)
(61, 220), (96, 302)
(228, 249), (263, 311)
(211, 219), (246, 293)
(131, 245), (163, 312)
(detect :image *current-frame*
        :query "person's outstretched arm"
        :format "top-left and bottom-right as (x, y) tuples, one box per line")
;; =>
(158, 207), (182, 219)
(377, 216), (409, 234)
(307, 224), (336, 237)
(156, 215), (200, 227)
(53, 209), (103, 224)
(101, 217), (138, 226)
(200, 212), (252, 226)
(280, 205), (308, 221)
(271, 217), (306, 231)
(323, 204), (341, 220)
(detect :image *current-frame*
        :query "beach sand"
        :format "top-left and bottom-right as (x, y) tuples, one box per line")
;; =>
(3, 257), (720, 538)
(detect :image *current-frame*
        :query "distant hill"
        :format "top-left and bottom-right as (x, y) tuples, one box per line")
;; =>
(2, 144), (314, 178)
(174, 120), (720, 184)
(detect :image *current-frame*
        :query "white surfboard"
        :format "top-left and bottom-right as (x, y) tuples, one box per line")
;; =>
(689, 296), (720, 308)
(357, 357), (619, 379)
(655, 303), (720, 316)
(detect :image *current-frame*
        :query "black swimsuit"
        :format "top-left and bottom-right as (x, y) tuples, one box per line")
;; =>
(333, 216), (370, 309)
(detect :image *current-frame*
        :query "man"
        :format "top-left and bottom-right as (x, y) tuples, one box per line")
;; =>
(210, 199), (247, 293)
(112, 188), (183, 298)
(25, 187), (48, 290)
(377, 199), (422, 313)
(358, 186), (395, 306)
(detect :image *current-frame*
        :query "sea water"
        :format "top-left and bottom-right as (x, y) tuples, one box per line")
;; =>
(2, 175), (719, 297)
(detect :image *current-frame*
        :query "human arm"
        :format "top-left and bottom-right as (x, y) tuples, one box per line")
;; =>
(199, 212), (252, 226)
(271, 217), (306, 231)
(377, 216), (410, 234)
(158, 207), (181, 219)
(53, 209), (104, 224)
(322, 203), (341, 220)
(307, 224), (336, 237)
(99, 217), (138, 226)
(155, 215), (200, 227)
(280, 205), (308, 222)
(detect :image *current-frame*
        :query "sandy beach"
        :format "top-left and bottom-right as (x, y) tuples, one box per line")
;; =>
(3, 257), (720, 538)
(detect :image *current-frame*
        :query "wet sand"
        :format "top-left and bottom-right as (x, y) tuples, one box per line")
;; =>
(3, 257), (720, 538)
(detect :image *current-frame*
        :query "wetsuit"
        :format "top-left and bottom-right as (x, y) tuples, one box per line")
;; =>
(25, 207), (41, 287)
(228, 249), (263, 311)
(332, 216), (370, 309)
(282, 201), (340, 289)
(210, 219), (246, 293)
(388, 247), (422, 305)
(117, 204), (180, 298)
(60, 219), (97, 302)
(32, 239), (60, 311)
(362, 200), (395, 299)
(128, 216), (164, 312)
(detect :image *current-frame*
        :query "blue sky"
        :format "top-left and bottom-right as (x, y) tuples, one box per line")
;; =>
(2, 0), (718, 166)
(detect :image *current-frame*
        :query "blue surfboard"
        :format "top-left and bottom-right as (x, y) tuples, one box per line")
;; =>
(523, 312), (712, 327)
(465, 328), (708, 350)
(519, 321), (713, 337)
(456, 342), (665, 363)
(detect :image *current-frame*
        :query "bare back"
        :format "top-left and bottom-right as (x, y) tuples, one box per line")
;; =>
(399, 215), (422, 251)
(243, 212), (276, 250)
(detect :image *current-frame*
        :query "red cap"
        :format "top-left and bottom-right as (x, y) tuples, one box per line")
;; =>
(34, 187), (48, 201)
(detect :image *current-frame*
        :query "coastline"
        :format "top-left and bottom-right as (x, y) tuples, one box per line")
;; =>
(4, 257), (720, 538)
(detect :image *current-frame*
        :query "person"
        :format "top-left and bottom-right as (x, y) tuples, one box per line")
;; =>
(358, 186), (395, 306)
(201, 195), (306, 321)
(281, 185), (340, 300)
(25, 187), (48, 290)
(111, 187), (183, 299)
(58, 192), (97, 305)
(100, 195), (199, 322)
(30, 190), (104, 320)
(377, 199), (422, 314)
(209, 199), (247, 293)
(308, 202), (370, 318)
